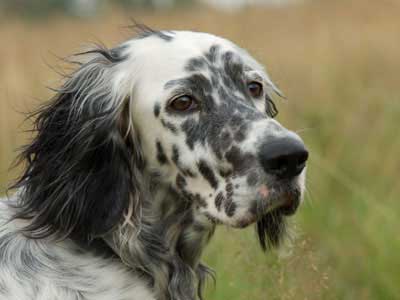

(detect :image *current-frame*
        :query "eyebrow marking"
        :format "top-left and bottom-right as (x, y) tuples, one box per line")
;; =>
(164, 74), (212, 94)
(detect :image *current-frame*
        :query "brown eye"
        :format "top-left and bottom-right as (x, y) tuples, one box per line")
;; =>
(168, 95), (198, 112)
(247, 81), (263, 98)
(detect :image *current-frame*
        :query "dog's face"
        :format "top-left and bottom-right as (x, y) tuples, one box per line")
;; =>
(124, 31), (308, 229)
(14, 28), (307, 249)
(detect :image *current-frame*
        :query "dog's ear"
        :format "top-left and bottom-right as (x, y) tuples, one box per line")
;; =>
(11, 45), (143, 241)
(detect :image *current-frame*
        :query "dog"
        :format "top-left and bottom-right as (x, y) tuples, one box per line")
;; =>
(0, 25), (308, 300)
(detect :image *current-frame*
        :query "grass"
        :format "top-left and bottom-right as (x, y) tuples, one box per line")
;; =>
(1, 0), (399, 299)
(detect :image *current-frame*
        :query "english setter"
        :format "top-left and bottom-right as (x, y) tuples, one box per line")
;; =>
(0, 26), (308, 300)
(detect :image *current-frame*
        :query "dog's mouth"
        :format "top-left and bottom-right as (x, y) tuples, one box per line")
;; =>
(226, 182), (301, 250)
(225, 181), (301, 226)
(200, 178), (302, 250)
(253, 182), (301, 250)
(252, 182), (301, 217)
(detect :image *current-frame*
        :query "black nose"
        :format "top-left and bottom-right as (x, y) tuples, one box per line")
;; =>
(259, 137), (309, 179)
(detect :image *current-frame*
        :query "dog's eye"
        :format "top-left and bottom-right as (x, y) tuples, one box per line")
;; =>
(247, 82), (263, 98)
(168, 95), (198, 112)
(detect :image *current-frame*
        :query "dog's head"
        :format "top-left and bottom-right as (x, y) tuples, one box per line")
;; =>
(130, 30), (308, 248)
(13, 28), (307, 250)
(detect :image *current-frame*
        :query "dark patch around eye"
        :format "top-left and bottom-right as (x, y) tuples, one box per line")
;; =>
(190, 74), (213, 96)
(198, 160), (219, 190)
(164, 74), (213, 96)
(156, 140), (168, 165)
(153, 103), (161, 117)
(181, 119), (197, 150)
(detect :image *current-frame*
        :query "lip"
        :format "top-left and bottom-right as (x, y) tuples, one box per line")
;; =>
(203, 183), (302, 228)
(232, 187), (300, 228)
(278, 191), (300, 216)
(257, 184), (301, 216)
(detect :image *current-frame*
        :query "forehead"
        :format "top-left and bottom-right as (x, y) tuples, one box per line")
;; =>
(120, 31), (266, 87)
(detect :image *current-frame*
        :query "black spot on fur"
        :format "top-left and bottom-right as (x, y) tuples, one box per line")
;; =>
(180, 118), (197, 150)
(198, 160), (219, 190)
(219, 168), (233, 178)
(204, 45), (220, 63)
(183, 169), (196, 178)
(225, 146), (255, 174)
(156, 140), (168, 165)
(185, 57), (207, 72)
(161, 118), (178, 134)
(215, 192), (224, 211)
(204, 212), (222, 224)
(176, 173), (187, 190)
(154, 103), (161, 117)
(226, 181), (234, 200)
(225, 146), (242, 166)
(195, 193), (208, 208)
(224, 200), (236, 217)
(172, 144), (180, 166)
(234, 124), (248, 142)
(220, 131), (232, 149)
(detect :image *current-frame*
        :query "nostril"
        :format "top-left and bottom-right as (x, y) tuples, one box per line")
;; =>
(267, 156), (289, 173)
(296, 151), (309, 169)
(259, 137), (308, 179)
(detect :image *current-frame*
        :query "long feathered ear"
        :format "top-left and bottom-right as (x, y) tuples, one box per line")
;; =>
(11, 45), (143, 242)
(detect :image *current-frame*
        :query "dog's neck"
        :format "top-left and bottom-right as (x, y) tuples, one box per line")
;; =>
(104, 181), (215, 300)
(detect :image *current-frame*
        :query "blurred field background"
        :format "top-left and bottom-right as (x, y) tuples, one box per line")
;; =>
(0, 0), (399, 299)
